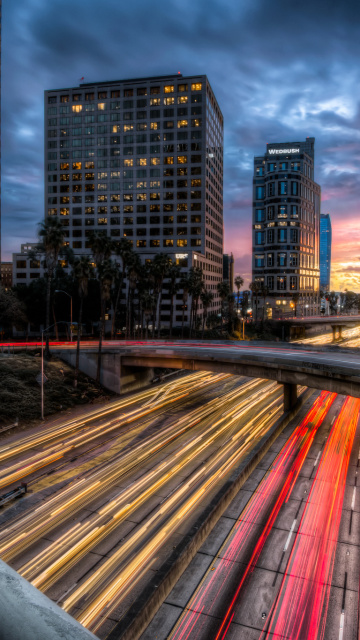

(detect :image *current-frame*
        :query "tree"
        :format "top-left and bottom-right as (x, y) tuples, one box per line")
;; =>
(0, 287), (26, 337)
(249, 281), (261, 322)
(260, 285), (270, 320)
(188, 267), (205, 338)
(72, 256), (93, 388)
(37, 217), (65, 354)
(217, 280), (231, 331)
(227, 292), (236, 332)
(241, 291), (250, 319)
(291, 292), (300, 318)
(139, 289), (155, 340)
(152, 254), (172, 338)
(167, 262), (181, 338)
(126, 252), (141, 339)
(200, 289), (214, 339)
(234, 276), (244, 315)
(111, 239), (133, 339)
(329, 291), (339, 315)
(180, 275), (190, 339)
(88, 231), (113, 382)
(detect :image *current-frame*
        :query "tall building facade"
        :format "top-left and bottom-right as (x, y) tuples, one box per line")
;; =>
(252, 138), (321, 318)
(31, 74), (223, 326)
(320, 213), (331, 291)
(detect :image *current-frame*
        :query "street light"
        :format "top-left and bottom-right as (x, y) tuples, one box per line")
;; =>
(55, 290), (73, 341)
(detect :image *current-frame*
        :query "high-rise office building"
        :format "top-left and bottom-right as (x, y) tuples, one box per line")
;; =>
(0, 0), (2, 277)
(26, 74), (223, 326)
(320, 213), (331, 291)
(252, 138), (321, 318)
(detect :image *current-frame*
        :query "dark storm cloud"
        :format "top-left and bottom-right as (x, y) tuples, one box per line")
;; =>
(2, 0), (360, 290)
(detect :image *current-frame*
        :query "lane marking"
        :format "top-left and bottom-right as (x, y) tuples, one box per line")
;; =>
(314, 451), (321, 467)
(283, 519), (297, 552)
(351, 486), (356, 511)
(339, 611), (345, 640)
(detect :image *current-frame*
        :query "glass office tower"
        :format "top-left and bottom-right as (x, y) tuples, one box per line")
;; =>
(320, 213), (331, 291)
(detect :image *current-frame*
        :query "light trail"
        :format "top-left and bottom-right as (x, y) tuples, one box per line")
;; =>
(60, 389), (284, 632)
(261, 395), (360, 640)
(0, 372), (229, 489)
(18, 379), (273, 591)
(0, 377), (267, 562)
(293, 325), (360, 346)
(168, 390), (336, 640)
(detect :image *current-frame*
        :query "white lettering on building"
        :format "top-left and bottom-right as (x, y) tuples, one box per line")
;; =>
(268, 148), (300, 155)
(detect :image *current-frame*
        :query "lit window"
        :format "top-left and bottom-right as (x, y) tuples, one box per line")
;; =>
(150, 180), (160, 188)
(151, 157), (160, 165)
(137, 240), (147, 247)
(112, 125), (121, 133)
(98, 103), (106, 110)
(177, 120), (188, 128)
(164, 97), (175, 105)
(137, 193), (147, 201)
(123, 124), (134, 132)
(164, 85), (174, 93)
(72, 105), (82, 113)
(177, 156), (187, 164)
(60, 208), (69, 216)
(98, 172), (108, 179)
(164, 156), (174, 165)
(124, 159), (133, 167)
(150, 122), (160, 130)
(150, 98), (160, 106)
(177, 96), (188, 104)
(191, 119), (201, 127)
(97, 217), (108, 225)
(191, 83), (202, 91)
(72, 162), (82, 170)
(177, 239), (188, 247)
(136, 181), (147, 189)
(138, 158), (147, 166)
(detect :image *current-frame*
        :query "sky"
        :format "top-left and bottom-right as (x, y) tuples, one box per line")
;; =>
(2, 0), (360, 290)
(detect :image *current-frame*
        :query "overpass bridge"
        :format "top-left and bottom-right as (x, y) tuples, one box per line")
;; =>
(55, 341), (360, 411)
(274, 314), (360, 340)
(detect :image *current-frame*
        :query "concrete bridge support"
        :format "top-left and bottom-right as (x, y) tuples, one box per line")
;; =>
(283, 382), (298, 412)
(332, 324), (344, 341)
(58, 350), (154, 395)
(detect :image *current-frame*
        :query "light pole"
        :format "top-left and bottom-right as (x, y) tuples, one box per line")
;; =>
(55, 290), (73, 341)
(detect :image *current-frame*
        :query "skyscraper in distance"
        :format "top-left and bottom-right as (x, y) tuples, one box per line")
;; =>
(252, 137), (321, 318)
(320, 213), (331, 291)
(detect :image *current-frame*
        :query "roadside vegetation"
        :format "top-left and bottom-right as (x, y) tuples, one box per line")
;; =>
(0, 352), (111, 426)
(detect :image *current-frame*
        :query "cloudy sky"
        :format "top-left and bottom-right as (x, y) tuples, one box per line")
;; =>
(2, 0), (360, 290)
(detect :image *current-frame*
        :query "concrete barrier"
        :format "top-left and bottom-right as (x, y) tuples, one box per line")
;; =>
(106, 388), (315, 640)
(0, 559), (97, 640)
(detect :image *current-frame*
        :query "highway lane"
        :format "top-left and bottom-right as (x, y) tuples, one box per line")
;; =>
(167, 390), (337, 640)
(0, 371), (230, 489)
(261, 395), (360, 640)
(0, 371), (290, 637)
(62, 383), (284, 634)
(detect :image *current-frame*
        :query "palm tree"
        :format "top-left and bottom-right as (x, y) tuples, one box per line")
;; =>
(291, 292), (300, 317)
(188, 267), (204, 338)
(111, 239), (133, 339)
(167, 262), (181, 338)
(88, 231), (113, 382)
(126, 252), (141, 339)
(200, 289), (214, 339)
(139, 289), (155, 340)
(72, 256), (93, 388)
(180, 275), (189, 339)
(217, 280), (231, 331)
(234, 275), (244, 315)
(249, 281), (261, 322)
(260, 285), (270, 320)
(152, 253), (172, 338)
(227, 292), (236, 332)
(37, 217), (65, 356)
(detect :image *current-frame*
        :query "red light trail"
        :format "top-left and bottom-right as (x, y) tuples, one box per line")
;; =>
(170, 391), (337, 640)
(260, 395), (360, 640)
